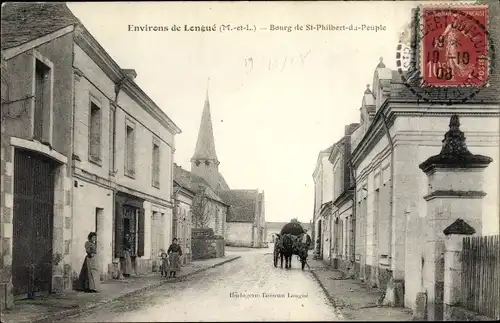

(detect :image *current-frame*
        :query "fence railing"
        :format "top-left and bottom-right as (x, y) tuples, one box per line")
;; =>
(461, 235), (500, 320)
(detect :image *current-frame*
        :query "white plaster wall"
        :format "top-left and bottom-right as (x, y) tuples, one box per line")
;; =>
(114, 106), (173, 203)
(73, 73), (112, 178)
(71, 182), (113, 277)
(74, 44), (175, 207)
(73, 45), (115, 99)
(355, 112), (499, 310)
(322, 156), (334, 202)
(226, 222), (253, 246)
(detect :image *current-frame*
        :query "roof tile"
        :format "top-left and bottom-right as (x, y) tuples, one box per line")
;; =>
(1, 2), (80, 50)
(217, 189), (258, 222)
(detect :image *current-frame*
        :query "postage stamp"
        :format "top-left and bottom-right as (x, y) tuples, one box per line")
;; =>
(395, 3), (495, 102)
(420, 4), (489, 87)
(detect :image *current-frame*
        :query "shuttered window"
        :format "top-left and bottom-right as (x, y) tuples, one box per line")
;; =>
(114, 202), (123, 258)
(89, 99), (102, 164)
(151, 137), (160, 188)
(125, 119), (136, 177)
(109, 105), (116, 173)
(137, 209), (145, 257)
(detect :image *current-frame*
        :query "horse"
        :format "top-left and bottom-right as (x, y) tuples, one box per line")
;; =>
(278, 233), (295, 269)
(294, 233), (312, 270)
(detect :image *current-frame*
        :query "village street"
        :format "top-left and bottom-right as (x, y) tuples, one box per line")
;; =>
(56, 246), (342, 322)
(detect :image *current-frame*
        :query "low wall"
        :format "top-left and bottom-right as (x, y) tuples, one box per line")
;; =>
(225, 241), (253, 248)
(191, 228), (225, 260)
(192, 236), (225, 260)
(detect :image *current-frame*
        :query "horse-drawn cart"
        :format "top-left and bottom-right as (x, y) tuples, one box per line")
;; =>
(273, 221), (311, 270)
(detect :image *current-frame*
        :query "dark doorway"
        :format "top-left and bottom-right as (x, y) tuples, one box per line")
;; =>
(12, 149), (57, 298)
(317, 220), (323, 259)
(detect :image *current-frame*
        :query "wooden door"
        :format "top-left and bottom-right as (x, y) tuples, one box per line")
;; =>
(12, 150), (56, 297)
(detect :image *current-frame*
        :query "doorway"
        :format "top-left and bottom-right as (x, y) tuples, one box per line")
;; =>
(151, 211), (165, 271)
(122, 205), (137, 271)
(317, 219), (322, 259)
(95, 207), (104, 280)
(12, 149), (57, 298)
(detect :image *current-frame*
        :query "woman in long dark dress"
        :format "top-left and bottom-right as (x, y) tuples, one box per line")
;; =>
(122, 233), (133, 278)
(167, 238), (182, 278)
(76, 232), (100, 292)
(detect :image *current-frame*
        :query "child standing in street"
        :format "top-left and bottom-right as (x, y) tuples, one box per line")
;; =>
(160, 252), (168, 277)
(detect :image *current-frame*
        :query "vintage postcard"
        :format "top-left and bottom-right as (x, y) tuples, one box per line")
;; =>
(0, 0), (499, 322)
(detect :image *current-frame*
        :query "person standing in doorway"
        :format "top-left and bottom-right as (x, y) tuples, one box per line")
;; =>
(167, 238), (182, 278)
(122, 233), (133, 278)
(76, 232), (100, 292)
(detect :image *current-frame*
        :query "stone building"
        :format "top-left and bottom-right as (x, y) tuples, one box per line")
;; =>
(348, 49), (499, 312)
(174, 164), (228, 240)
(1, 3), (76, 308)
(325, 2), (500, 313)
(312, 145), (334, 260)
(71, 19), (181, 280)
(188, 90), (267, 248)
(219, 190), (266, 247)
(0, 3), (181, 307)
(329, 123), (358, 271)
(172, 179), (195, 266)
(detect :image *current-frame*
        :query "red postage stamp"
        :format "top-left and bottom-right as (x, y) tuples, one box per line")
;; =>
(420, 4), (489, 87)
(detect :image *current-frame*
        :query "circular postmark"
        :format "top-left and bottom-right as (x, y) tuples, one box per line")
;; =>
(395, 4), (495, 103)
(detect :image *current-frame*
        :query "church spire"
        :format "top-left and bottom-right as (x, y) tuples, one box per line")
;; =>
(191, 79), (219, 163)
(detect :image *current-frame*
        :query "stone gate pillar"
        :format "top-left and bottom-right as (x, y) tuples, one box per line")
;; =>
(418, 115), (492, 321)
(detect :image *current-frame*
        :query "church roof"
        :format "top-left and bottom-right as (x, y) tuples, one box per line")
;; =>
(216, 173), (230, 190)
(217, 189), (259, 223)
(1, 2), (80, 50)
(191, 90), (218, 161)
(173, 164), (227, 205)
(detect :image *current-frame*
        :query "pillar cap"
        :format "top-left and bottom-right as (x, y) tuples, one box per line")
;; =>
(443, 218), (476, 236)
(419, 115), (492, 173)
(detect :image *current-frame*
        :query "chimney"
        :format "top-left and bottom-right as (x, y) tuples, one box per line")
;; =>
(123, 69), (137, 80)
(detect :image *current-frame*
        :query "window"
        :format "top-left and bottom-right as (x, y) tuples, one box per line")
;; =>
(33, 57), (52, 143)
(125, 120), (136, 177)
(88, 99), (102, 164)
(151, 138), (160, 188)
(109, 105), (116, 174)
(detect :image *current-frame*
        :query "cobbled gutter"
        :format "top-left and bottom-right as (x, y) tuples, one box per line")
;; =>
(310, 270), (346, 320)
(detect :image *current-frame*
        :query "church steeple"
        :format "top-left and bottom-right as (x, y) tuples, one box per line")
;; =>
(191, 80), (219, 164)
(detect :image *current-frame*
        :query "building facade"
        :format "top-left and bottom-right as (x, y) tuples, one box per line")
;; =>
(312, 145), (334, 260)
(174, 163), (228, 236)
(1, 3), (77, 308)
(70, 20), (180, 281)
(330, 123), (358, 272)
(173, 180), (195, 266)
(220, 190), (266, 247)
(349, 55), (499, 311)
(0, 3), (181, 308)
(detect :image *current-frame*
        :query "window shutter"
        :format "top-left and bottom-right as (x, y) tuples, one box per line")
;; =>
(137, 208), (145, 257)
(114, 202), (123, 258)
(172, 211), (178, 239)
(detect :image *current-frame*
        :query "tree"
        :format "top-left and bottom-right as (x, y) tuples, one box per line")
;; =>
(192, 186), (212, 228)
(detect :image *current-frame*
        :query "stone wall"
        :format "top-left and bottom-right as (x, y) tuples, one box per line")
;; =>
(225, 222), (253, 247)
(191, 228), (225, 260)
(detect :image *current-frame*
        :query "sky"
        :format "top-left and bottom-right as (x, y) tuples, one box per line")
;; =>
(67, 1), (435, 224)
